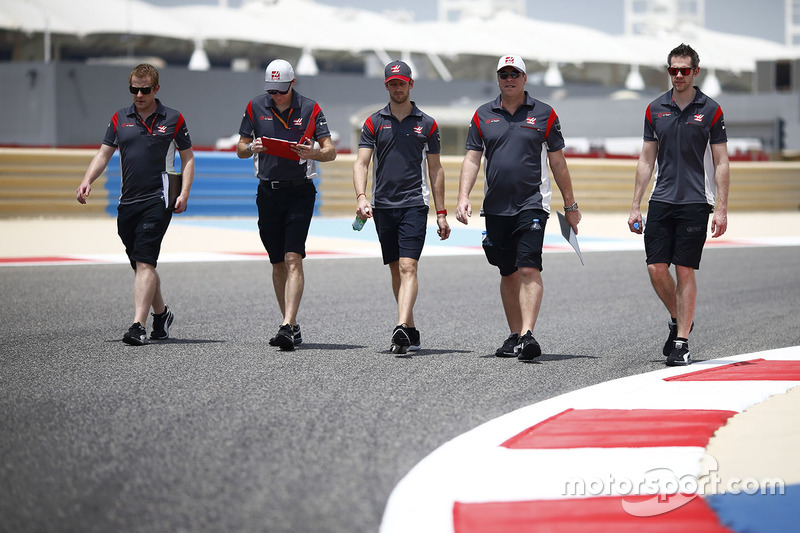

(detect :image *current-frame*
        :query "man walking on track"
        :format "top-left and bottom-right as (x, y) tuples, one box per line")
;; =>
(76, 63), (195, 346)
(456, 54), (581, 362)
(236, 59), (337, 351)
(353, 60), (450, 355)
(628, 43), (730, 367)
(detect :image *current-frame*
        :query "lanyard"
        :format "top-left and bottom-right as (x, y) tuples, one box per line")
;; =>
(137, 113), (158, 134)
(273, 108), (293, 130)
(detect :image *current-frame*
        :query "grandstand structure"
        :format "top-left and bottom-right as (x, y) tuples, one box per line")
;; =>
(1, 0), (800, 153)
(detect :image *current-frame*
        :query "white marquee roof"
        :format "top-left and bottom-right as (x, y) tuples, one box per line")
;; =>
(2, 0), (795, 73)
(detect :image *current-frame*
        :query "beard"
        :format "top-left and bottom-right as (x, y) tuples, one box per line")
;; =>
(390, 92), (409, 104)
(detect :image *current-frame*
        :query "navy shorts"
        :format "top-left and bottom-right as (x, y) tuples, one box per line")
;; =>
(644, 200), (712, 269)
(117, 197), (172, 270)
(483, 209), (548, 276)
(256, 180), (317, 264)
(372, 205), (429, 264)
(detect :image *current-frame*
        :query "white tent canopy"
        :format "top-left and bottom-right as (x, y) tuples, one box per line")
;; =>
(1, 0), (795, 75)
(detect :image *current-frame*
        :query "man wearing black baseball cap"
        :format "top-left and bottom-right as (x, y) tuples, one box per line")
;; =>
(353, 60), (450, 355)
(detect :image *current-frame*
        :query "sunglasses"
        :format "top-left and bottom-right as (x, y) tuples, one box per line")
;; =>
(129, 85), (155, 95)
(267, 88), (290, 95)
(667, 67), (695, 76)
(498, 70), (521, 80)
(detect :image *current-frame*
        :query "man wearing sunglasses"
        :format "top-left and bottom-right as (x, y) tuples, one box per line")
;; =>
(76, 63), (195, 346)
(353, 60), (451, 355)
(456, 54), (581, 362)
(236, 59), (336, 351)
(628, 43), (730, 366)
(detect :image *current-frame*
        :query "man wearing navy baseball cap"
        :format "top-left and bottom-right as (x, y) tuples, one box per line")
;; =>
(456, 54), (581, 361)
(236, 58), (337, 351)
(384, 59), (412, 83)
(353, 60), (450, 355)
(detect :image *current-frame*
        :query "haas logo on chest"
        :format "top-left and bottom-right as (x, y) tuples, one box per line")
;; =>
(526, 117), (537, 125)
(157, 125), (167, 134)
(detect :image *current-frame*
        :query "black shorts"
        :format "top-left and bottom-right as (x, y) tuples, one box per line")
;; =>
(256, 180), (317, 264)
(644, 200), (712, 269)
(372, 205), (429, 264)
(117, 197), (172, 270)
(483, 209), (548, 276)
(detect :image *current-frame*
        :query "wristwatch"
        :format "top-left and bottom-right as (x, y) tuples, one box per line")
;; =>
(564, 202), (579, 212)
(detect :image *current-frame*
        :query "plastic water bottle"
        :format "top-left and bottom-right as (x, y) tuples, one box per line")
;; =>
(352, 207), (369, 231)
(532, 219), (542, 230)
(352, 215), (366, 231)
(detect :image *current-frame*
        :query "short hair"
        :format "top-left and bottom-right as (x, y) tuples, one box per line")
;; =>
(128, 63), (160, 87)
(668, 43), (700, 69)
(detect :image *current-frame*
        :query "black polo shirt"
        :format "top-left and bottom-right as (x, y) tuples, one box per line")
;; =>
(238, 90), (331, 183)
(644, 87), (727, 205)
(103, 99), (192, 205)
(465, 92), (566, 216)
(358, 102), (441, 209)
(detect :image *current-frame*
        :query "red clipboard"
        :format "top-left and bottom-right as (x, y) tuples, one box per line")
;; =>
(260, 105), (320, 162)
(261, 137), (301, 161)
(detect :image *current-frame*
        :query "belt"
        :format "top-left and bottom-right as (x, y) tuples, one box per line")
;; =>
(264, 180), (310, 190)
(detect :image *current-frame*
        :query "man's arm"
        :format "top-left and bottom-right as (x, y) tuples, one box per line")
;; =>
(173, 147), (195, 214)
(307, 135), (337, 162)
(548, 149), (581, 234)
(76, 144), (116, 204)
(456, 149), (482, 225)
(628, 140), (658, 233)
(353, 147), (373, 219)
(710, 142), (730, 238)
(236, 135), (257, 159)
(427, 153), (450, 240)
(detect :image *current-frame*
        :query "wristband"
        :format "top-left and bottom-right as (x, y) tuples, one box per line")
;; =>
(436, 209), (447, 216)
(356, 192), (366, 199)
(564, 202), (579, 212)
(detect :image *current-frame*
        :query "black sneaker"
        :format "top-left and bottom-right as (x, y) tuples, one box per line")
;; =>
(274, 324), (295, 351)
(150, 305), (174, 340)
(516, 330), (542, 361)
(666, 340), (692, 366)
(269, 324), (302, 346)
(663, 320), (694, 356)
(407, 327), (421, 352)
(495, 333), (520, 357)
(390, 324), (411, 355)
(123, 322), (148, 346)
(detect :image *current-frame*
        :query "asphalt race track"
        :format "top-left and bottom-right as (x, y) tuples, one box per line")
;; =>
(1, 245), (799, 532)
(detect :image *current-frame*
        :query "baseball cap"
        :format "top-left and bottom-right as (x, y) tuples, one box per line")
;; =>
(265, 59), (295, 92)
(384, 60), (412, 83)
(497, 55), (526, 74)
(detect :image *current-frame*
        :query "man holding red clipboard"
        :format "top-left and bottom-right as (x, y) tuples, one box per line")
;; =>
(236, 59), (337, 351)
